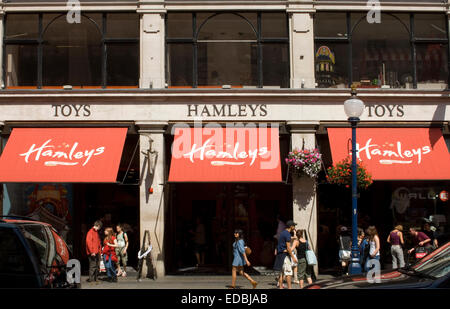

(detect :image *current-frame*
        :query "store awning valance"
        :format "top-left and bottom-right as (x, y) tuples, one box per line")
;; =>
(0, 128), (127, 183)
(328, 128), (450, 180)
(168, 127), (282, 182)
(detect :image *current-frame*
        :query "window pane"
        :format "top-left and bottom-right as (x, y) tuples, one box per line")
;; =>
(107, 43), (139, 86)
(43, 15), (102, 86)
(315, 43), (349, 88)
(352, 14), (412, 89)
(263, 43), (289, 88)
(106, 13), (139, 39)
(167, 44), (193, 87)
(416, 43), (448, 90)
(198, 42), (257, 86)
(261, 13), (288, 38)
(198, 13), (257, 40)
(5, 14), (39, 40)
(5, 45), (38, 87)
(414, 14), (447, 39)
(167, 13), (193, 38)
(314, 13), (347, 38)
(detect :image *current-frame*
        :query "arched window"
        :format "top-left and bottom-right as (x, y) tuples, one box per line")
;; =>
(166, 12), (289, 88)
(4, 13), (139, 89)
(42, 14), (102, 87)
(351, 13), (412, 88)
(197, 13), (258, 87)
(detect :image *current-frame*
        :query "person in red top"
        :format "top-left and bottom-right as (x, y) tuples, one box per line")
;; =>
(86, 220), (102, 283)
(102, 227), (119, 283)
(408, 227), (432, 255)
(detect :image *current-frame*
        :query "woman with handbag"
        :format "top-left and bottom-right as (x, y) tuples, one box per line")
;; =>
(230, 229), (258, 289)
(295, 230), (313, 289)
(102, 227), (119, 283)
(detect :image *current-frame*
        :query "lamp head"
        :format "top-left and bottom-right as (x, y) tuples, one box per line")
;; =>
(344, 87), (364, 119)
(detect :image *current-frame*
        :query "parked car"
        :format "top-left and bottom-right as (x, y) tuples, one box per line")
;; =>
(0, 216), (77, 288)
(306, 241), (450, 289)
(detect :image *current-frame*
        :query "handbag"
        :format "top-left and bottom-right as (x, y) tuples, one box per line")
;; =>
(245, 246), (252, 256)
(305, 240), (317, 266)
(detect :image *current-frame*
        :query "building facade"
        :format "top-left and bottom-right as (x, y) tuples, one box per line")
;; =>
(0, 0), (449, 278)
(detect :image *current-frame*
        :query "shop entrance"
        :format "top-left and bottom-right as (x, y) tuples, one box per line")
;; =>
(167, 182), (292, 275)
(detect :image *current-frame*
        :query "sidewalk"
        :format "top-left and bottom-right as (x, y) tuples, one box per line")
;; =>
(81, 269), (335, 289)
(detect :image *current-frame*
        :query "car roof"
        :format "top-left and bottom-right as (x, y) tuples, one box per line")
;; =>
(1, 218), (51, 227)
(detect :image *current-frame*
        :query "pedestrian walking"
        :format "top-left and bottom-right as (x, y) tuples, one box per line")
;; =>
(338, 226), (351, 275)
(86, 220), (102, 283)
(273, 220), (298, 289)
(229, 229), (258, 289)
(295, 229), (313, 289)
(387, 225), (405, 269)
(290, 230), (299, 284)
(192, 217), (206, 267)
(115, 224), (129, 277)
(408, 227), (432, 255)
(102, 227), (119, 282)
(366, 226), (381, 271)
(357, 228), (370, 270)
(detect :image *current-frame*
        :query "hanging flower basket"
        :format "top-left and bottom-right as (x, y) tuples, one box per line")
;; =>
(326, 156), (373, 190)
(285, 148), (322, 179)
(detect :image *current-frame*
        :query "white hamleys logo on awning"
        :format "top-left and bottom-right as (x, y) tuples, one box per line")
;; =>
(356, 138), (431, 165)
(19, 139), (106, 167)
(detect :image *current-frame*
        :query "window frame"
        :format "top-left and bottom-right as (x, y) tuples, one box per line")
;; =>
(3, 12), (139, 89)
(165, 12), (290, 88)
(314, 12), (450, 89)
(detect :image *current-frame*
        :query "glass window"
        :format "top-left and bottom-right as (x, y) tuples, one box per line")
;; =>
(314, 13), (347, 38)
(167, 44), (193, 87)
(352, 13), (412, 89)
(107, 43), (139, 86)
(167, 12), (288, 88)
(414, 14), (447, 39)
(5, 45), (38, 88)
(42, 15), (102, 87)
(5, 14), (39, 40)
(106, 13), (139, 39)
(0, 228), (34, 275)
(315, 43), (349, 88)
(261, 13), (288, 38)
(263, 44), (289, 88)
(198, 42), (257, 86)
(416, 43), (448, 90)
(20, 225), (49, 268)
(167, 13), (193, 38)
(198, 13), (257, 40)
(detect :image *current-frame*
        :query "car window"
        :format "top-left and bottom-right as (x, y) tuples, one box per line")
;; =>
(414, 244), (450, 278)
(0, 227), (34, 274)
(19, 224), (49, 269)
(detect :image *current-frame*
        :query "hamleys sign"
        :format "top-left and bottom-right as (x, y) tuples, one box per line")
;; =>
(168, 125), (282, 182)
(328, 128), (450, 180)
(0, 128), (127, 183)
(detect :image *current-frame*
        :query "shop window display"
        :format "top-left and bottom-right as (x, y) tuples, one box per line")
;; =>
(166, 12), (289, 88)
(314, 12), (449, 89)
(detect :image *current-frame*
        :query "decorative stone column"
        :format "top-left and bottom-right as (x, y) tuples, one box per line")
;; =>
(136, 121), (168, 279)
(138, 1), (166, 89)
(287, 121), (319, 276)
(287, 0), (316, 88)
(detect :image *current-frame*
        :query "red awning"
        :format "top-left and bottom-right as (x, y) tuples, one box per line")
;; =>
(168, 127), (281, 182)
(328, 128), (450, 180)
(0, 128), (127, 183)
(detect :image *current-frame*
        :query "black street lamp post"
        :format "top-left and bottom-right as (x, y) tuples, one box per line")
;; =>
(344, 86), (365, 275)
